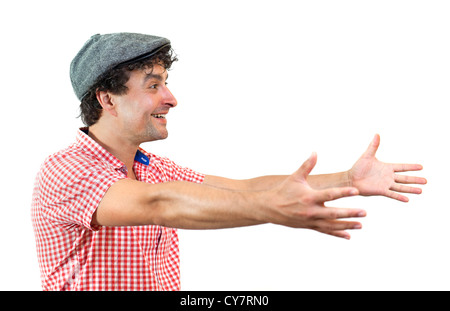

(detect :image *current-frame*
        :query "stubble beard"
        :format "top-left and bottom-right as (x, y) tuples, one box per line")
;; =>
(141, 120), (168, 143)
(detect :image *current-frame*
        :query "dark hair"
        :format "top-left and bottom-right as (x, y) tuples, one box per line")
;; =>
(79, 45), (178, 126)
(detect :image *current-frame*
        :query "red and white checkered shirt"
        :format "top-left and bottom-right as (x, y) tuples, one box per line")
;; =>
(31, 128), (204, 291)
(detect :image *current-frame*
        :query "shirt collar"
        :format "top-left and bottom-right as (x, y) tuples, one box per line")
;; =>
(134, 149), (150, 165)
(76, 128), (150, 169)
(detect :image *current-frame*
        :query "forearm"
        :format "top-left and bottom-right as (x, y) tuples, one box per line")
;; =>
(239, 171), (351, 191)
(151, 174), (349, 229)
(149, 181), (267, 229)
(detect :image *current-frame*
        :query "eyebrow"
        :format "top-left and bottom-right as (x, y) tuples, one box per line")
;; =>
(143, 72), (168, 84)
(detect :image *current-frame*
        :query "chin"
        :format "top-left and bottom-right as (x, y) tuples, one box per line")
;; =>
(144, 131), (169, 142)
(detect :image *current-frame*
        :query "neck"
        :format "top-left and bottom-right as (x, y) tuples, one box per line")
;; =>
(87, 124), (139, 180)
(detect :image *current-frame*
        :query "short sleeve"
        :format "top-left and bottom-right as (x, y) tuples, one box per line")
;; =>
(35, 153), (125, 231)
(157, 156), (205, 184)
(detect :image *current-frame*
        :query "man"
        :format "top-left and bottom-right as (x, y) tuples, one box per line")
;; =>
(31, 32), (426, 291)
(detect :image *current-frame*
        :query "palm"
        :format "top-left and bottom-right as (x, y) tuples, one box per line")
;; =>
(348, 135), (426, 202)
(351, 155), (395, 196)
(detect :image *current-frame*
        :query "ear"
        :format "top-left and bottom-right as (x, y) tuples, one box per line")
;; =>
(96, 90), (118, 117)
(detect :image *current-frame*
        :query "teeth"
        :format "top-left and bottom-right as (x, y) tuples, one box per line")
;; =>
(152, 114), (166, 119)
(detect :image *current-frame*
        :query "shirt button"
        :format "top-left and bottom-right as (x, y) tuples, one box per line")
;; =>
(118, 166), (128, 176)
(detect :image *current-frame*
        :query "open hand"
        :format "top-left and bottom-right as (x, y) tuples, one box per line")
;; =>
(349, 134), (427, 202)
(270, 153), (366, 239)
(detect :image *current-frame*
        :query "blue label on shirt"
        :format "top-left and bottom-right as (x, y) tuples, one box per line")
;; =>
(134, 150), (150, 165)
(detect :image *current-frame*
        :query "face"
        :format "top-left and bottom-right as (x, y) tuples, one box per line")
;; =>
(111, 64), (177, 143)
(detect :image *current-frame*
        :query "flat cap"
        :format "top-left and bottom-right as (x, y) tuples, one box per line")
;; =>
(70, 32), (170, 100)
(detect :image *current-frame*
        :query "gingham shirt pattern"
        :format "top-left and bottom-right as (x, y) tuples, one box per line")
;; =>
(31, 129), (204, 291)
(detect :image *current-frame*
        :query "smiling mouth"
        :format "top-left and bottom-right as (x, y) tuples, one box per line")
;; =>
(151, 114), (166, 119)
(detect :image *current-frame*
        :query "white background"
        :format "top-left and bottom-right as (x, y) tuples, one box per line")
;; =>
(1, 0), (448, 290)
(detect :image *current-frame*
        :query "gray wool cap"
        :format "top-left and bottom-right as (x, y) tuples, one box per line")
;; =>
(70, 32), (171, 100)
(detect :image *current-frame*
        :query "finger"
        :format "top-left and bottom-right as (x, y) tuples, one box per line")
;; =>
(318, 230), (352, 240)
(393, 163), (424, 172)
(314, 219), (363, 239)
(314, 186), (359, 203)
(363, 134), (380, 157)
(386, 190), (409, 202)
(390, 183), (422, 194)
(314, 228), (354, 239)
(294, 152), (318, 180)
(313, 219), (363, 231)
(394, 174), (427, 185)
(308, 206), (366, 220)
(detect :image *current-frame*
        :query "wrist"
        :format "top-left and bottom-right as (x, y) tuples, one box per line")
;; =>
(307, 171), (352, 190)
(245, 189), (276, 225)
(346, 169), (353, 188)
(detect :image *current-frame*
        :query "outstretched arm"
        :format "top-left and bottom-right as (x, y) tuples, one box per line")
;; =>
(206, 134), (426, 202)
(93, 153), (365, 239)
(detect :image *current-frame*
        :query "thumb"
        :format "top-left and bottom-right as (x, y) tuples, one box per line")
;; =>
(363, 134), (380, 157)
(293, 152), (317, 181)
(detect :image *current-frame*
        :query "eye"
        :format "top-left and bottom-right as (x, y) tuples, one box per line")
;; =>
(149, 82), (168, 89)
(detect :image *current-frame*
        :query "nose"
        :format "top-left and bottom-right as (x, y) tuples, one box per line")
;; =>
(163, 85), (178, 108)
